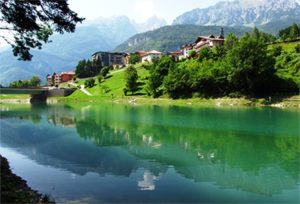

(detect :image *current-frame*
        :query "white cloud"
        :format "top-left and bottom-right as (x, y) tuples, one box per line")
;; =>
(134, 0), (156, 22)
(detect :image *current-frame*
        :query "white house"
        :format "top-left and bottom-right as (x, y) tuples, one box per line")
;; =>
(141, 50), (163, 62)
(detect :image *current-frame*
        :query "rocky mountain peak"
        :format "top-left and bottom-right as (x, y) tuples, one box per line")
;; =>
(172, 0), (300, 27)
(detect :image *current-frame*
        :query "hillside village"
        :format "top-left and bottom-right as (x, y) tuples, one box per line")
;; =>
(46, 29), (225, 86)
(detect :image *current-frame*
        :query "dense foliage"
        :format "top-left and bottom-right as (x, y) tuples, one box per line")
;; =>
(128, 54), (140, 64)
(0, 0), (84, 60)
(144, 28), (299, 99)
(9, 76), (41, 88)
(114, 25), (251, 53)
(124, 66), (139, 95)
(75, 58), (102, 78)
(145, 56), (174, 98)
(279, 23), (300, 41)
(84, 78), (95, 88)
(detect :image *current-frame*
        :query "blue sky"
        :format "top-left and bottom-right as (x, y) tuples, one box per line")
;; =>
(69, 0), (300, 23)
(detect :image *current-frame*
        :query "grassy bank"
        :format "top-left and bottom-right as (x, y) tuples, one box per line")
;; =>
(0, 155), (54, 203)
(1, 62), (299, 108)
(268, 40), (300, 52)
(55, 64), (299, 108)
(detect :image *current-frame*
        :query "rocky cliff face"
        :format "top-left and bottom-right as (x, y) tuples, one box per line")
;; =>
(173, 0), (300, 27)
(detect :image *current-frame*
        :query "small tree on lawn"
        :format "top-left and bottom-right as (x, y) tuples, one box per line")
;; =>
(124, 66), (138, 95)
(84, 78), (95, 88)
(100, 66), (110, 78)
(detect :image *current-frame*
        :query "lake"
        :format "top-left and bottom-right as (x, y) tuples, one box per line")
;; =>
(0, 103), (299, 203)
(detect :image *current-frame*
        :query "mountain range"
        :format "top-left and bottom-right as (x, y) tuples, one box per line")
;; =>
(0, 16), (166, 85)
(1, 0), (299, 85)
(114, 25), (251, 53)
(173, 0), (300, 34)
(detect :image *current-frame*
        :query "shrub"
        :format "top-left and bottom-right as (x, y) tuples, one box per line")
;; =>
(84, 78), (95, 88)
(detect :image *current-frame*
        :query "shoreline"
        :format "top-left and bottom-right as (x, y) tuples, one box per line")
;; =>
(0, 155), (54, 203)
(1, 95), (299, 108)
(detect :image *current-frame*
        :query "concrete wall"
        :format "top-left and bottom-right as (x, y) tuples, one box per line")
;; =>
(47, 88), (76, 97)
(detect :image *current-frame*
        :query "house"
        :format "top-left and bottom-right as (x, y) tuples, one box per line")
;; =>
(46, 71), (75, 87)
(141, 50), (164, 62)
(61, 72), (75, 83)
(182, 43), (195, 58)
(46, 74), (53, 86)
(167, 50), (183, 61)
(91, 51), (127, 68)
(181, 28), (225, 58)
(53, 73), (61, 86)
(193, 34), (224, 52)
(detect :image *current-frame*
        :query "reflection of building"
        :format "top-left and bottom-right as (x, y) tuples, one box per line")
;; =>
(138, 170), (159, 191)
(47, 107), (76, 128)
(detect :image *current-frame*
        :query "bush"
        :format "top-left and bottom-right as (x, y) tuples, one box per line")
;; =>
(295, 44), (300, 53)
(100, 66), (110, 78)
(84, 78), (95, 88)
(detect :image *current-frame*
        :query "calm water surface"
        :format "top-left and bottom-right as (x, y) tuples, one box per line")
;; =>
(0, 103), (299, 203)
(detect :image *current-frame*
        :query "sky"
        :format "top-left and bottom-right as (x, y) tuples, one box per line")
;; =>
(1, 0), (300, 48)
(68, 0), (300, 23)
(68, 0), (225, 23)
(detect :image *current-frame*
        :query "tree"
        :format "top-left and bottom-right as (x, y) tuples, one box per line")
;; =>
(100, 66), (110, 78)
(163, 64), (192, 99)
(271, 46), (283, 57)
(279, 23), (300, 41)
(295, 44), (300, 53)
(145, 56), (174, 97)
(198, 47), (213, 61)
(84, 78), (95, 88)
(224, 33), (239, 51)
(75, 59), (101, 78)
(75, 59), (86, 78)
(188, 50), (196, 58)
(0, 0), (84, 60)
(129, 54), (140, 64)
(225, 30), (276, 96)
(124, 66), (138, 95)
(29, 76), (41, 87)
(289, 23), (300, 39)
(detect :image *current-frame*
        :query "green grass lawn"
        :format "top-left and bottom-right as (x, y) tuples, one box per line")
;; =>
(65, 64), (150, 101)
(0, 94), (30, 100)
(268, 40), (300, 52)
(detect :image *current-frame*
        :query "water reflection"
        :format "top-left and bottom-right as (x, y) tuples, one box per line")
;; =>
(0, 103), (299, 202)
(138, 170), (160, 191)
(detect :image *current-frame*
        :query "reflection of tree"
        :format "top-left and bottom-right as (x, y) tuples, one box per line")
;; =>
(73, 104), (299, 196)
(0, 108), (42, 124)
(76, 120), (129, 146)
(1, 104), (299, 197)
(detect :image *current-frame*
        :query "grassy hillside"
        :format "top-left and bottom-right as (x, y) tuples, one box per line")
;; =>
(66, 64), (150, 101)
(268, 40), (300, 52)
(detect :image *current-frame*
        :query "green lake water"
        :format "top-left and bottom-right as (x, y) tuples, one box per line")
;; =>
(0, 103), (299, 203)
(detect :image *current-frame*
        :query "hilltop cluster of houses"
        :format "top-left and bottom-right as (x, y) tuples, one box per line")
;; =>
(46, 30), (225, 86)
(91, 30), (225, 68)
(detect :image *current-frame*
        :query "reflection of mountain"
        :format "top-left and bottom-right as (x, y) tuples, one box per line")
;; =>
(0, 104), (299, 197)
